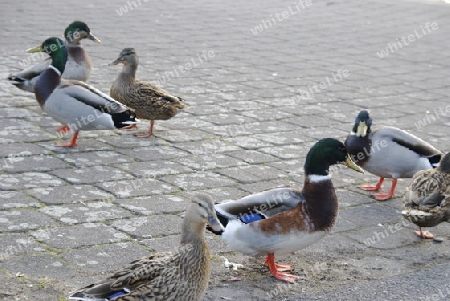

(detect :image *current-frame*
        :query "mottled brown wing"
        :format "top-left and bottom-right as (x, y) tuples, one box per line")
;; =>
(110, 253), (173, 289)
(134, 81), (184, 104)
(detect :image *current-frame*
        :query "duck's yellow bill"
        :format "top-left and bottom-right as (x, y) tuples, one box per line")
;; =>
(26, 45), (43, 53)
(356, 121), (368, 137)
(344, 155), (364, 173)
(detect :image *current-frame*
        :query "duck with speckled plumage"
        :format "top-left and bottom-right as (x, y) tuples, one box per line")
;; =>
(110, 48), (186, 138)
(69, 194), (224, 301)
(402, 152), (450, 239)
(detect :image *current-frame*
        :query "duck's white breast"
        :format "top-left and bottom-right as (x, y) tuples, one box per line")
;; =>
(222, 219), (327, 257)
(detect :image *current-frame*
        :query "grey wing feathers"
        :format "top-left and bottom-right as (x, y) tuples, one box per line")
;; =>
(377, 126), (441, 157)
(61, 80), (129, 113)
(216, 187), (303, 218)
(8, 57), (51, 81)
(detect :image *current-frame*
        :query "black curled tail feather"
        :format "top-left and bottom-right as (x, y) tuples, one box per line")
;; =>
(111, 109), (136, 129)
(428, 153), (442, 168)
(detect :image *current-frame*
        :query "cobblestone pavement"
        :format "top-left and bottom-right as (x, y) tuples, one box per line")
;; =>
(1, 0), (450, 300)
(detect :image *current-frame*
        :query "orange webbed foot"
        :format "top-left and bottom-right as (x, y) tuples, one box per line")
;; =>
(120, 124), (138, 130)
(264, 253), (298, 283)
(414, 228), (434, 239)
(56, 132), (78, 147)
(371, 192), (394, 201)
(56, 125), (70, 134)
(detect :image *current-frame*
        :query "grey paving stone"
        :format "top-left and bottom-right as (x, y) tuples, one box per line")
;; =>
(99, 178), (178, 198)
(0, 120), (39, 132)
(0, 210), (55, 232)
(156, 128), (217, 143)
(117, 160), (193, 178)
(110, 215), (182, 238)
(0, 233), (45, 260)
(0, 128), (54, 144)
(117, 145), (190, 161)
(2, 155), (70, 173)
(181, 186), (249, 201)
(61, 242), (150, 275)
(223, 136), (272, 150)
(259, 143), (311, 160)
(178, 153), (245, 170)
(331, 216), (358, 234)
(50, 165), (134, 185)
(238, 179), (298, 194)
(2, 254), (78, 279)
(39, 202), (132, 224)
(217, 165), (288, 184)
(338, 203), (402, 228)
(2, 108), (40, 119)
(198, 113), (253, 126)
(59, 150), (134, 167)
(344, 224), (417, 250)
(161, 171), (236, 191)
(0, 142), (51, 158)
(335, 190), (374, 208)
(114, 195), (187, 215)
(97, 134), (171, 149)
(27, 185), (114, 205)
(38, 138), (115, 153)
(0, 191), (41, 209)
(30, 223), (128, 249)
(226, 150), (279, 164)
(302, 234), (367, 259)
(174, 140), (241, 155)
(253, 131), (309, 146)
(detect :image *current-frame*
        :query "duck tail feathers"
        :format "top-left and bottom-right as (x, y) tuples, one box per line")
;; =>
(111, 110), (137, 129)
(428, 153), (442, 168)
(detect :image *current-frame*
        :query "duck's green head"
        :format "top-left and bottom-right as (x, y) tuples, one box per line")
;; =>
(352, 110), (372, 137)
(305, 138), (364, 176)
(27, 37), (67, 73)
(64, 21), (100, 44)
(109, 48), (138, 66)
(438, 153), (450, 173)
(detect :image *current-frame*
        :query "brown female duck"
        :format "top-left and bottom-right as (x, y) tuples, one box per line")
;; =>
(402, 152), (450, 239)
(110, 48), (186, 138)
(69, 194), (224, 301)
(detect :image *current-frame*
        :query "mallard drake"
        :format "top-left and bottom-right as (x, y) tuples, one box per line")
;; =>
(28, 37), (136, 147)
(8, 21), (100, 93)
(69, 194), (224, 301)
(110, 48), (186, 138)
(344, 110), (442, 201)
(402, 152), (450, 239)
(207, 138), (364, 283)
